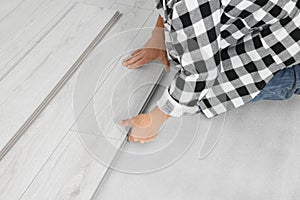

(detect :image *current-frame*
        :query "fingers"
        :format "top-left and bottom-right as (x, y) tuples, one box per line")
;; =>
(127, 134), (157, 143)
(131, 49), (142, 56)
(118, 119), (133, 127)
(124, 54), (144, 67)
(122, 49), (143, 66)
(127, 59), (148, 69)
(121, 114), (157, 144)
(122, 55), (146, 69)
(119, 114), (151, 128)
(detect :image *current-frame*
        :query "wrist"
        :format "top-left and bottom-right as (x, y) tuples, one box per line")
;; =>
(152, 106), (170, 121)
(151, 27), (164, 39)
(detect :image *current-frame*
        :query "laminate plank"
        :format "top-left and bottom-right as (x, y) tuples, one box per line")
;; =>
(0, 5), (155, 199)
(76, 0), (117, 8)
(0, 72), (80, 200)
(0, 0), (69, 44)
(20, 62), (163, 199)
(71, 61), (164, 139)
(71, 6), (163, 140)
(19, 8), (164, 199)
(0, 0), (24, 22)
(0, 63), (117, 199)
(0, 0), (74, 80)
(19, 130), (120, 200)
(116, 0), (156, 10)
(0, 3), (119, 158)
(94, 100), (300, 200)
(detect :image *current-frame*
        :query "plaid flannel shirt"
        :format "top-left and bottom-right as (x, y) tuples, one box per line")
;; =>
(155, 0), (300, 118)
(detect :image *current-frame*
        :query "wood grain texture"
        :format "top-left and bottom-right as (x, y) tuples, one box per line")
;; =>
(76, 0), (117, 8)
(71, 4), (163, 140)
(0, 72), (80, 200)
(72, 61), (164, 139)
(0, 0), (25, 22)
(0, 0), (74, 80)
(0, 4), (160, 200)
(20, 63), (163, 199)
(20, 7), (163, 200)
(0, 3), (119, 159)
(115, 0), (156, 10)
(19, 130), (114, 200)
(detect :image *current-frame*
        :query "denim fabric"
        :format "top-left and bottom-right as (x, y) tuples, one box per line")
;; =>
(251, 64), (300, 102)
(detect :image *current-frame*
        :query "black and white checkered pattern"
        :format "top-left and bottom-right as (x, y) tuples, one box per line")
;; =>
(156, 0), (300, 118)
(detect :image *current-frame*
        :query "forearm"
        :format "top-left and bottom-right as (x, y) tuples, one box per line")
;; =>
(155, 15), (164, 28)
(147, 15), (166, 50)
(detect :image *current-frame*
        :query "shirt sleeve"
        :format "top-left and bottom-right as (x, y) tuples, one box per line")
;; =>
(155, 0), (163, 9)
(157, 0), (222, 117)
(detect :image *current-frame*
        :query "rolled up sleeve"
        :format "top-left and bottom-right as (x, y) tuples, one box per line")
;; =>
(157, 0), (222, 117)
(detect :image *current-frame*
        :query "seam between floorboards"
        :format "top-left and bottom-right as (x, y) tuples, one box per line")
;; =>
(12, 10), (121, 200)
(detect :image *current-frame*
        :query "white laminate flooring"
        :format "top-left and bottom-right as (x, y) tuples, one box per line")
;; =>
(0, 3), (119, 158)
(115, 0), (156, 10)
(0, 0), (25, 21)
(19, 8), (162, 200)
(77, 0), (118, 8)
(0, 0), (73, 80)
(0, 2), (161, 199)
(1, 0), (298, 199)
(0, 0), (119, 82)
(94, 66), (300, 200)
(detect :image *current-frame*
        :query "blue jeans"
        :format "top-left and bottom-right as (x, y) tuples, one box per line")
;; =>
(251, 64), (300, 102)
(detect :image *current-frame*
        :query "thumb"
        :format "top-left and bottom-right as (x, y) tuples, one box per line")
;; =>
(118, 119), (133, 127)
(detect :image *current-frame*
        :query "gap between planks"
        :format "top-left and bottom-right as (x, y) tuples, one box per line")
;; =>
(0, 4), (121, 161)
(90, 70), (166, 200)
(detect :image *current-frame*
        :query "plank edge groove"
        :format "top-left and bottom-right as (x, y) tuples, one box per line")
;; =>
(91, 70), (165, 199)
(0, 10), (121, 161)
(0, 1), (76, 82)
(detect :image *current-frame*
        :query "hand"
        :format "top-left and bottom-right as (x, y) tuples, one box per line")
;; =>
(118, 107), (170, 143)
(122, 27), (170, 72)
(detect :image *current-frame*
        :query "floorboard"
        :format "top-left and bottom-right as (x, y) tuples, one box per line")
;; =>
(0, 4), (161, 199)
(0, 0), (74, 80)
(0, 3), (119, 159)
(0, 0), (24, 22)
(21, 20), (162, 200)
(94, 84), (300, 200)
(0, 72), (80, 200)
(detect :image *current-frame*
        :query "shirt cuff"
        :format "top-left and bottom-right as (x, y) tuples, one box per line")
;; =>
(157, 87), (202, 117)
(157, 88), (183, 117)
